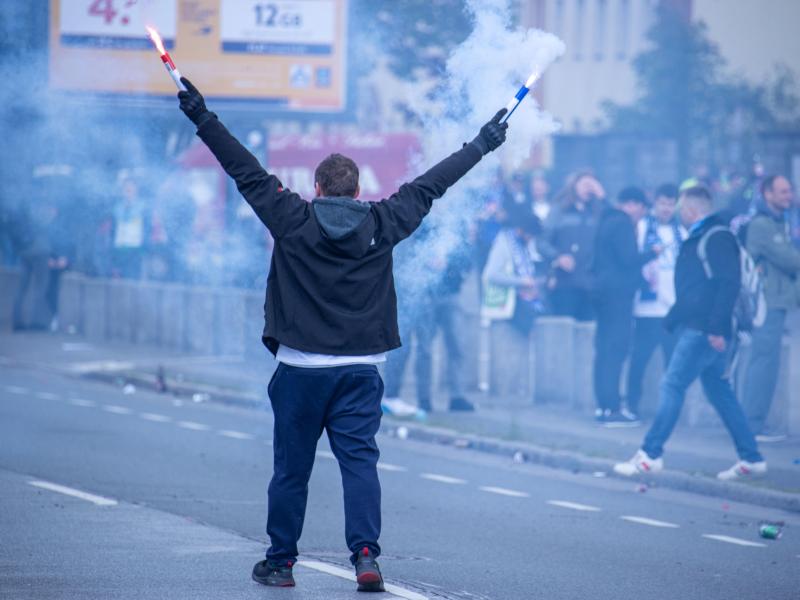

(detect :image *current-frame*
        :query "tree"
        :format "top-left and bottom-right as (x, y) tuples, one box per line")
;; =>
(603, 2), (786, 175)
(353, 0), (472, 80)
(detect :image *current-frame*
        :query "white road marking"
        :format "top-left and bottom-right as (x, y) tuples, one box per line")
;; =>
(620, 516), (680, 529)
(316, 450), (336, 459)
(103, 405), (132, 415)
(5, 385), (29, 395)
(140, 412), (172, 423)
(28, 480), (117, 507)
(420, 473), (467, 485)
(177, 421), (210, 431)
(702, 534), (766, 548)
(218, 430), (255, 440)
(547, 500), (602, 512)
(36, 391), (59, 400)
(298, 560), (428, 600)
(479, 486), (530, 498)
(377, 463), (408, 472)
(69, 399), (96, 408)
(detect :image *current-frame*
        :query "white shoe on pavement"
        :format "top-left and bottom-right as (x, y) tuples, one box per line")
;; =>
(381, 397), (418, 418)
(755, 433), (787, 443)
(716, 460), (767, 481)
(613, 449), (663, 477)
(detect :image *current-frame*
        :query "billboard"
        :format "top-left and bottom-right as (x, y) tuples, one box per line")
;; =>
(48, 0), (348, 112)
(178, 131), (420, 203)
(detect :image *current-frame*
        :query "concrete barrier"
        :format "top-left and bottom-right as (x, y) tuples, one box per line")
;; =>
(0, 268), (18, 331)
(1, 266), (798, 434)
(487, 312), (799, 435)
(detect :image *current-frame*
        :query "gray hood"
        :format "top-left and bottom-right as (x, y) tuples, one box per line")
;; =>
(312, 196), (376, 258)
(312, 197), (371, 239)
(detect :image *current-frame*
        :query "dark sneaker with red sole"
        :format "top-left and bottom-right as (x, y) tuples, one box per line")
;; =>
(355, 547), (384, 592)
(252, 560), (295, 587)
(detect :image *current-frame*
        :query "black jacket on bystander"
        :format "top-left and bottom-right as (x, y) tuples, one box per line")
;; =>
(592, 207), (655, 296)
(665, 213), (740, 338)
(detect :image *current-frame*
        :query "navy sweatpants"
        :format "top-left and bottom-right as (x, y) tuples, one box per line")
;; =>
(265, 362), (384, 566)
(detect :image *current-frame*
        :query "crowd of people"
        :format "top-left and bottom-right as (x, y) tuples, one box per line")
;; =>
(2, 172), (272, 331)
(3, 159), (799, 447)
(386, 166), (800, 453)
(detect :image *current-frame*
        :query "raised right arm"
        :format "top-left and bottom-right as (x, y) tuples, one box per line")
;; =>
(178, 77), (306, 239)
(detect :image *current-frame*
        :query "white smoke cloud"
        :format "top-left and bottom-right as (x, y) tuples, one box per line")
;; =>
(395, 0), (565, 305)
(420, 0), (564, 170)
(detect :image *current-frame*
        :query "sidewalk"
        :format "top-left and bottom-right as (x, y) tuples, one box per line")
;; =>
(2, 330), (799, 511)
(0, 469), (409, 600)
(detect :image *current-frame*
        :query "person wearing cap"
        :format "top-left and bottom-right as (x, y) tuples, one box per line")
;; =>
(591, 187), (659, 427)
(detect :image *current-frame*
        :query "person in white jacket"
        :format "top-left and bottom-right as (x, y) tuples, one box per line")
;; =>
(625, 184), (686, 420)
(481, 208), (544, 334)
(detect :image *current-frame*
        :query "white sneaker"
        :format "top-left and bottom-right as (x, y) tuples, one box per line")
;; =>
(717, 460), (767, 481)
(755, 433), (787, 443)
(380, 397), (418, 418)
(613, 449), (664, 477)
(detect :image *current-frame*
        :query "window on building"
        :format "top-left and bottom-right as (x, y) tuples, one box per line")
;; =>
(616, 0), (631, 60)
(574, 0), (585, 61)
(553, 0), (565, 34)
(594, 0), (607, 60)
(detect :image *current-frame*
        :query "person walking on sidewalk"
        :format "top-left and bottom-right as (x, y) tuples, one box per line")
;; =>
(625, 184), (685, 420)
(383, 232), (475, 415)
(591, 187), (657, 427)
(740, 175), (800, 442)
(176, 78), (508, 592)
(614, 186), (766, 481)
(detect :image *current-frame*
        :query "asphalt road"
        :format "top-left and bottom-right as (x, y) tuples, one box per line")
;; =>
(1, 363), (799, 599)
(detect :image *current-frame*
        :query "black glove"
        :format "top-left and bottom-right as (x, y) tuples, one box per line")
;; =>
(470, 108), (509, 155)
(178, 77), (214, 126)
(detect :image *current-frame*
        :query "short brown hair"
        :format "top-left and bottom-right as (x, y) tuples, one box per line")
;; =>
(679, 185), (713, 210)
(314, 153), (359, 197)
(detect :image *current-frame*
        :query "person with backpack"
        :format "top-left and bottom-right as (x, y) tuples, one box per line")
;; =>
(614, 186), (766, 481)
(740, 175), (800, 441)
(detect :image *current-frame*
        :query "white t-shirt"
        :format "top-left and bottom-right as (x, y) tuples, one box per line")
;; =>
(634, 220), (685, 318)
(276, 344), (386, 368)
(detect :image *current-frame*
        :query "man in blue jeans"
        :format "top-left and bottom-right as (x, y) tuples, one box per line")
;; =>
(614, 186), (766, 481)
(741, 175), (800, 441)
(177, 78), (508, 591)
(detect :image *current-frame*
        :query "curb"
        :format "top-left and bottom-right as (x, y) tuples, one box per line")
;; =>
(72, 365), (800, 514)
(384, 421), (800, 514)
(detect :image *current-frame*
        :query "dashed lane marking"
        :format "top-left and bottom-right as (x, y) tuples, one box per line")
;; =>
(36, 391), (59, 400)
(103, 405), (133, 415)
(702, 534), (766, 548)
(28, 480), (117, 507)
(177, 421), (211, 431)
(377, 463), (408, 472)
(298, 560), (428, 600)
(316, 450), (336, 459)
(620, 516), (680, 528)
(69, 399), (96, 408)
(420, 473), (467, 485)
(5, 385), (29, 395)
(140, 412), (172, 423)
(479, 486), (530, 498)
(218, 430), (255, 440)
(547, 500), (602, 512)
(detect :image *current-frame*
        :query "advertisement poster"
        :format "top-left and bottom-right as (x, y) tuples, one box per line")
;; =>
(49, 0), (348, 111)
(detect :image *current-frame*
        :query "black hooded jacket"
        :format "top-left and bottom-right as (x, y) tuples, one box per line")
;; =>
(591, 207), (656, 296)
(196, 117), (483, 356)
